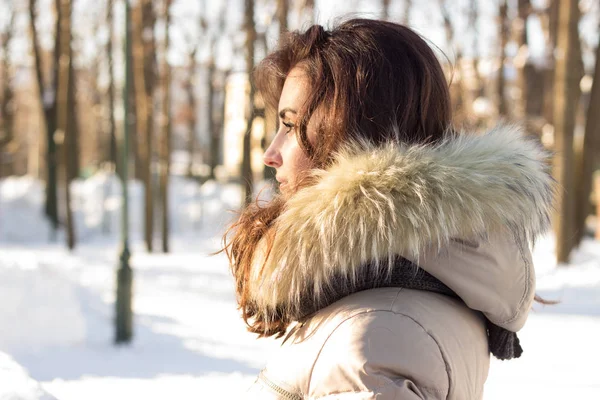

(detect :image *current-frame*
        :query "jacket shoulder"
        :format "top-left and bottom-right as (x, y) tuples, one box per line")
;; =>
(307, 307), (449, 399)
(306, 287), (489, 399)
(255, 288), (488, 399)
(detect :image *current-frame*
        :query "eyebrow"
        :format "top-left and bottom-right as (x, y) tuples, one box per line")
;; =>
(278, 108), (297, 119)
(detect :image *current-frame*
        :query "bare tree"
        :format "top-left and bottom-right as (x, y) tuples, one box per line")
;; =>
(277, 0), (288, 34)
(596, 174), (600, 241)
(439, 0), (465, 123)
(382, 0), (390, 20)
(241, 0), (256, 205)
(575, 32), (600, 245)
(303, 0), (315, 25)
(208, 26), (225, 181)
(496, 0), (509, 117)
(29, 0), (60, 232)
(159, 0), (172, 253)
(115, 0), (133, 345)
(514, 0), (532, 120)
(184, 48), (199, 178)
(56, 0), (75, 249)
(543, 0), (559, 125)
(462, 0), (483, 128)
(132, 0), (157, 251)
(66, 43), (79, 182)
(106, 0), (117, 172)
(0, 9), (15, 178)
(179, 0), (225, 181)
(180, 2), (206, 178)
(402, 0), (412, 25)
(88, 17), (103, 168)
(553, 0), (582, 263)
(468, 0), (482, 97)
(518, 2), (554, 131)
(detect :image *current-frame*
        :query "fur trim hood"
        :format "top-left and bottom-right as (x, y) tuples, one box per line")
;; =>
(250, 124), (555, 331)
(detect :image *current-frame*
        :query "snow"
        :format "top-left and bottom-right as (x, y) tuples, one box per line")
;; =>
(484, 235), (600, 399)
(0, 352), (57, 400)
(0, 251), (85, 353)
(0, 244), (273, 399)
(0, 176), (52, 242)
(1, 174), (600, 399)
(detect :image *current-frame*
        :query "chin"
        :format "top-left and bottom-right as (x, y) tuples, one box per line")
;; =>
(278, 182), (293, 198)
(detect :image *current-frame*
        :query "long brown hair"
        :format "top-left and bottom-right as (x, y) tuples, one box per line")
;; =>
(223, 19), (453, 337)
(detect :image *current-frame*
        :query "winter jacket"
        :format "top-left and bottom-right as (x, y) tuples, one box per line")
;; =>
(244, 125), (555, 399)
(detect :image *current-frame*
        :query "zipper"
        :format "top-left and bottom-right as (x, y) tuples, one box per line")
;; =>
(257, 370), (303, 400)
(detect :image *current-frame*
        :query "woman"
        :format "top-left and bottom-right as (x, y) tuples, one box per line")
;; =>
(224, 19), (555, 399)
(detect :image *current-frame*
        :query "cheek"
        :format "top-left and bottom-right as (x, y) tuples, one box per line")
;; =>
(284, 140), (312, 179)
(295, 151), (312, 171)
(291, 152), (312, 184)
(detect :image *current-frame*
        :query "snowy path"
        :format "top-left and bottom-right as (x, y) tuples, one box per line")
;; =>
(0, 352), (57, 400)
(1, 240), (279, 399)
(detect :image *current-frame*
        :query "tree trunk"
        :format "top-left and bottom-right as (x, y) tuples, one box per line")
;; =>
(514, 0), (531, 121)
(277, 0), (288, 35)
(525, 4), (551, 126)
(132, 0), (155, 251)
(497, 0), (509, 117)
(29, 0), (59, 232)
(186, 48), (197, 178)
(543, 0), (559, 126)
(382, 0), (390, 20)
(402, 0), (411, 25)
(208, 59), (219, 180)
(90, 53), (103, 167)
(128, 48), (140, 181)
(0, 11), (15, 178)
(210, 68), (226, 181)
(159, 0), (172, 253)
(185, 79), (197, 178)
(303, 0), (315, 25)
(596, 174), (600, 241)
(439, 0), (464, 123)
(466, 0), (483, 127)
(241, 0), (256, 206)
(553, 0), (581, 264)
(114, 0), (133, 345)
(207, 2), (225, 181)
(66, 55), (79, 182)
(107, 0), (118, 175)
(575, 34), (600, 245)
(56, 0), (75, 250)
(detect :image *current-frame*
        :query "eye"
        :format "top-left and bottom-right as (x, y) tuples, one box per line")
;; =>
(282, 121), (295, 134)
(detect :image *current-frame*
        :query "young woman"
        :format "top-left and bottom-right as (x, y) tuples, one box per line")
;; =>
(224, 19), (555, 399)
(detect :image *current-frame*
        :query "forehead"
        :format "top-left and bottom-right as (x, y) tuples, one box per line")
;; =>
(278, 66), (310, 112)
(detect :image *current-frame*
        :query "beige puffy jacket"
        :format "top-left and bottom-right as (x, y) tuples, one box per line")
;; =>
(244, 125), (554, 399)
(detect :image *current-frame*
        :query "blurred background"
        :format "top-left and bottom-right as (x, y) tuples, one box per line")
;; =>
(0, 0), (599, 399)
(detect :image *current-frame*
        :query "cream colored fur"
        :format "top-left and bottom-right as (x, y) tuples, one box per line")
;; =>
(249, 124), (555, 320)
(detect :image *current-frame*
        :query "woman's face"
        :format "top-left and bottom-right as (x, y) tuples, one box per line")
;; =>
(263, 66), (316, 196)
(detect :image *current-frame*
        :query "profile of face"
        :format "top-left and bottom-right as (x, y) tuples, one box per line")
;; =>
(263, 66), (315, 197)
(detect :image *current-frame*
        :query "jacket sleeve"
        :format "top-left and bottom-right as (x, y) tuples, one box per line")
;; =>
(307, 311), (449, 400)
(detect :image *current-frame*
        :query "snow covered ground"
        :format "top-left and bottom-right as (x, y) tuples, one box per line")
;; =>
(1, 175), (599, 399)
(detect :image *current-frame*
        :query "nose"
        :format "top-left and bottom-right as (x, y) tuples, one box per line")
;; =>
(263, 141), (282, 168)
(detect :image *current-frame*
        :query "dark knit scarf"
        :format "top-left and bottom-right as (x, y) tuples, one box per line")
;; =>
(297, 256), (522, 360)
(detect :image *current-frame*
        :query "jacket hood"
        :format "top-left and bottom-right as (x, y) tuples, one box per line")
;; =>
(250, 124), (555, 331)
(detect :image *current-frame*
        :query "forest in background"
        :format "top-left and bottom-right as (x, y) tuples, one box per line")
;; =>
(0, 0), (599, 264)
